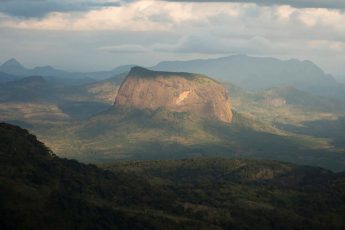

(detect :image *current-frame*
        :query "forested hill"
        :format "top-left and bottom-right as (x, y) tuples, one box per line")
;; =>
(1, 122), (345, 229)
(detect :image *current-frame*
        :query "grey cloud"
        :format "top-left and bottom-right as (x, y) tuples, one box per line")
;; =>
(164, 0), (345, 10)
(0, 0), (120, 18)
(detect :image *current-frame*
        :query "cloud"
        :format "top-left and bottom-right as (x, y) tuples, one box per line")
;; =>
(98, 44), (150, 53)
(0, 0), (120, 18)
(163, 0), (345, 10)
(0, 0), (344, 75)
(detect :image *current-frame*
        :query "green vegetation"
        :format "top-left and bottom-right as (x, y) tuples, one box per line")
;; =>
(278, 116), (345, 149)
(29, 107), (345, 171)
(225, 83), (345, 125)
(1, 69), (344, 172)
(1, 123), (344, 229)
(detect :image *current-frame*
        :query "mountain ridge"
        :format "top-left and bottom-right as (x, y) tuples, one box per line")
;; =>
(0, 58), (133, 80)
(152, 55), (345, 100)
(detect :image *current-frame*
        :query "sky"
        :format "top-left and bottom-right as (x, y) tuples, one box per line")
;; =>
(0, 0), (344, 76)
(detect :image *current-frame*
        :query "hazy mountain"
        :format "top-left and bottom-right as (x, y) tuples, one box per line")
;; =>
(0, 58), (28, 75)
(0, 71), (20, 83)
(153, 55), (345, 100)
(0, 76), (50, 102)
(334, 75), (345, 84)
(0, 58), (132, 81)
(1, 122), (344, 229)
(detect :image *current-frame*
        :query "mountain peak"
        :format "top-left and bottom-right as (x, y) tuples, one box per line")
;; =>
(1, 58), (24, 68)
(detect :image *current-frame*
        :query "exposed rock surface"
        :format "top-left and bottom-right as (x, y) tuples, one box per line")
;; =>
(114, 67), (233, 123)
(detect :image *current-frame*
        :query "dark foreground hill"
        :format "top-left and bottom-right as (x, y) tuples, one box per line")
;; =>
(1, 123), (345, 229)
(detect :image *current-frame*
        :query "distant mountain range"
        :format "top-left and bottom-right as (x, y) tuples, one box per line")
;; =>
(1, 55), (344, 100)
(0, 58), (133, 81)
(152, 55), (345, 100)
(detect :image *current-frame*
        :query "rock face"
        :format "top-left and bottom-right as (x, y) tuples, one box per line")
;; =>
(114, 67), (233, 123)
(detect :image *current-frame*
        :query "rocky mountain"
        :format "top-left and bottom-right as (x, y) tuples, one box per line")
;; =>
(1, 122), (344, 229)
(153, 55), (345, 100)
(115, 67), (233, 123)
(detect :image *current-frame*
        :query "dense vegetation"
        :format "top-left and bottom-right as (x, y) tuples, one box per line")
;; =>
(1, 123), (344, 229)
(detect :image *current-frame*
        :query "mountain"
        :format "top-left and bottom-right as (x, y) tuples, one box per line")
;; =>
(1, 122), (344, 229)
(0, 58), (28, 76)
(115, 67), (233, 123)
(153, 55), (345, 100)
(0, 71), (19, 83)
(0, 76), (49, 102)
(0, 58), (132, 81)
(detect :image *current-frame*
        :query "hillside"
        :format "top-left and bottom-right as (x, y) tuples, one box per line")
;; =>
(1, 122), (344, 230)
(0, 73), (126, 121)
(226, 84), (345, 125)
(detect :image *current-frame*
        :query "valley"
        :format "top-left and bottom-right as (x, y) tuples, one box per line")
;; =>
(0, 57), (344, 171)
(2, 1), (345, 229)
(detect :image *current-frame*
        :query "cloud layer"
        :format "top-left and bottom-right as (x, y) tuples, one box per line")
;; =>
(164, 0), (345, 10)
(0, 0), (120, 18)
(0, 0), (344, 75)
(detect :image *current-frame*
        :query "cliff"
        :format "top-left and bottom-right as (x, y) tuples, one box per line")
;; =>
(114, 67), (233, 123)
